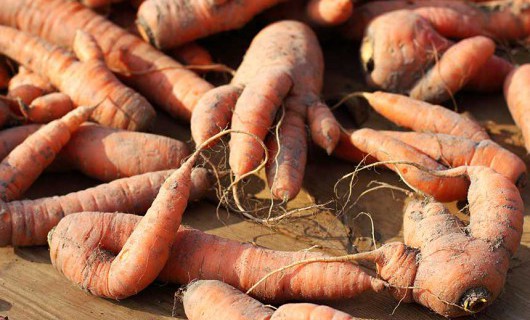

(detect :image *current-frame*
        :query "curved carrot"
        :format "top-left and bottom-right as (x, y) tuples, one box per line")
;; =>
(23, 93), (74, 123)
(359, 91), (489, 142)
(382, 131), (527, 188)
(0, 27), (156, 130)
(271, 303), (357, 320)
(0, 168), (212, 247)
(136, 0), (286, 49)
(0, 0), (213, 121)
(183, 280), (274, 320)
(0, 106), (93, 201)
(306, 0), (353, 26)
(504, 64), (530, 152)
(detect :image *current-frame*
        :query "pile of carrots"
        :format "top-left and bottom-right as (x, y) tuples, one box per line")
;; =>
(0, 0), (528, 319)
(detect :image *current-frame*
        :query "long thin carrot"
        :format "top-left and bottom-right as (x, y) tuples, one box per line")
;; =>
(382, 130), (527, 187)
(0, 168), (212, 247)
(0, 106), (94, 201)
(0, 0), (213, 121)
(136, 0), (287, 49)
(0, 27), (156, 130)
(504, 64), (530, 152)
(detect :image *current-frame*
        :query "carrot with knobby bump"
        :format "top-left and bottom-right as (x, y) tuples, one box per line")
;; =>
(0, 27), (156, 130)
(504, 64), (530, 153)
(8, 67), (55, 106)
(0, 106), (94, 201)
(49, 212), (386, 301)
(306, 0), (353, 26)
(355, 91), (489, 142)
(382, 131), (527, 188)
(136, 0), (288, 49)
(0, 124), (41, 160)
(271, 303), (358, 320)
(0, 0), (213, 121)
(183, 280), (274, 320)
(22, 93), (74, 123)
(0, 168), (212, 247)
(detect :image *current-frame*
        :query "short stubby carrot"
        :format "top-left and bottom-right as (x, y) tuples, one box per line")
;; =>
(0, 168), (212, 247)
(504, 64), (530, 153)
(358, 91), (489, 142)
(0, 106), (93, 201)
(382, 131), (527, 188)
(136, 0), (287, 49)
(22, 93), (74, 123)
(0, 27), (156, 130)
(183, 280), (274, 320)
(0, 0), (213, 121)
(59, 123), (190, 181)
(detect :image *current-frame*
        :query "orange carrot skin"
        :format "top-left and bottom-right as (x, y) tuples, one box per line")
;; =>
(332, 130), (373, 164)
(504, 64), (530, 152)
(271, 303), (356, 320)
(59, 123), (189, 181)
(464, 55), (514, 92)
(306, 0), (353, 26)
(0, 124), (41, 160)
(0, 168), (212, 247)
(0, 0), (213, 121)
(348, 128), (469, 202)
(136, 0), (287, 49)
(24, 92), (74, 123)
(7, 67), (54, 105)
(409, 36), (496, 103)
(0, 26), (155, 131)
(183, 280), (274, 320)
(363, 91), (489, 142)
(170, 42), (213, 66)
(0, 106), (93, 202)
(382, 131), (527, 188)
(307, 101), (340, 155)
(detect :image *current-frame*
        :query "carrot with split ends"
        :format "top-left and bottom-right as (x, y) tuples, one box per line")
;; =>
(0, 27), (156, 130)
(271, 303), (358, 320)
(409, 36), (495, 103)
(0, 168), (212, 247)
(23, 93), (74, 123)
(504, 64), (530, 153)
(183, 280), (274, 320)
(382, 131), (527, 188)
(358, 91), (489, 141)
(136, 0), (287, 49)
(0, 124), (41, 160)
(49, 212), (385, 301)
(59, 124), (190, 181)
(0, 0), (213, 121)
(306, 0), (353, 26)
(0, 106), (93, 201)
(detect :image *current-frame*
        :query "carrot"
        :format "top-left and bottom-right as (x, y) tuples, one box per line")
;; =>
(344, 128), (469, 202)
(22, 93), (74, 123)
(59, 123), (190, 181)
(48, 212), (386, 300)
(0, 124), (41, 160)
(504, 64), (530, 152)
(0, 0), (213, 121)
(0, 168), (212, 247)
(8, 67), (55, 106)
(356, 91), (489, 142)
(409, 36), (496, 103)
(0, 106), (93, 201)
(306, 0), (353, 26)
(136, 0), (287, 49)
(382, 131), (527, 188)
(169, 42), (214, 67)
(307, 102), (341, 155)
(0, 27), (156, 130)
(271, 303), (357, 320)
(49, 151), (201, 299)
(464, 55), (514, 92)
(183, 280), (274, 320)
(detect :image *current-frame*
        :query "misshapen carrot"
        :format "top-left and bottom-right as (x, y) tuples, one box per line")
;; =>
(504, 64), (530, 152)
(136, 0), (287, 49)
(0, 0), (213, 121)
(306, 0), (353, 26)
(0, 27), (156, 130)
(382, 131), (527, 188)
(0, 168), (212, 247)
(22, 93), (74, 123)
(0, 106), (93, 201)
(358, 91), (489, 142)
(183, 280), (274, 320)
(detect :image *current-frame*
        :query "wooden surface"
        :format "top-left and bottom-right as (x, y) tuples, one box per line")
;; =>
(1, 21), (530, 320)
